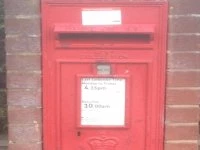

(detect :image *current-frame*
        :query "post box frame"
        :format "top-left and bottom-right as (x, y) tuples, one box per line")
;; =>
(42, 1), (168, 150)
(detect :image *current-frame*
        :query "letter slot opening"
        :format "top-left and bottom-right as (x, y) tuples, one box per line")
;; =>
(54, 24), (155, 49)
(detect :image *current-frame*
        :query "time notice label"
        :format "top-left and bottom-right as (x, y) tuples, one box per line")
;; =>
(81, 78), (126, 126)
(82, 9), (122, 25)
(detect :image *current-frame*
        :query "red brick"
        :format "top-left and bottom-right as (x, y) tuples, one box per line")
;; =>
(5, 0), (40, 16)
(168, 53), (200, 70)
(8, 106), (42, 124)
(7, 55), (41, 71)
(165, 125), (199, 140)
(7, 89), (41, 107)
(167, 71), (200, 87)
(9, 143), (42, 150)
(6, 35), (41, 53)
(168, 35), (200, 51)
(166, 89), (200, 105)
(5, 17), (40, 35)
(7, 72), (41, 89)
(165, 107), (199, 123)
(9, 124), (42, 143)
(169, 17), (200, 33)
(165, 143), (198, 150)
(169, 0), (200, 15)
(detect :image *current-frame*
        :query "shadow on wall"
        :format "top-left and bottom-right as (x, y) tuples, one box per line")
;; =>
(0, 0), (7, 135)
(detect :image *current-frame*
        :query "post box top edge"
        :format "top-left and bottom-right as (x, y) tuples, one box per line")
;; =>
(42, 0), (168, 4)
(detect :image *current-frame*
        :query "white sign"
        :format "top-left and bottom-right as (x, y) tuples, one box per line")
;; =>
(81, 78), (126, 126)
(82, 9), (121, 25)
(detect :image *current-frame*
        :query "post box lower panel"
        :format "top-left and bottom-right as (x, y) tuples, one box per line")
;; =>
(53, 61), (153, 150)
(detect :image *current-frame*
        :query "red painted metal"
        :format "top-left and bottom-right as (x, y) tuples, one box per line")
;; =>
(42, 1), (168, 150)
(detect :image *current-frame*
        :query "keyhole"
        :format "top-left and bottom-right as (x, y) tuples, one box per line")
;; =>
(77, 131), (81, 136)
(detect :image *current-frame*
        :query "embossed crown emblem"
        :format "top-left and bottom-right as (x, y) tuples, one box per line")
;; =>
(88, 137), (118, 150)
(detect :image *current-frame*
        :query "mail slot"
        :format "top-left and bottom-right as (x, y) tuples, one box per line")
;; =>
(54, 24), (154, 49)
(42, 1), (168, 150)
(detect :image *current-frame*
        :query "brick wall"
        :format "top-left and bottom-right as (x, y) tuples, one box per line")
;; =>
(165, 0), (200, 150)
(0, 0), (7, 135)
(4, 0), (42, 149)
(4, 0), (200, 150)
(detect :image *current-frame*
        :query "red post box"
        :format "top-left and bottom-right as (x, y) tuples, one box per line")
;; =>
(42, 1), (168, 150)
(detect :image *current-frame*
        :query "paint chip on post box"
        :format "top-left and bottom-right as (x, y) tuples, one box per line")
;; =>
(81, 78), (125, 126)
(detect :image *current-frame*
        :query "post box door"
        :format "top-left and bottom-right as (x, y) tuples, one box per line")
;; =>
(42, 1), (168, 150)
(59, 62), (148, 150)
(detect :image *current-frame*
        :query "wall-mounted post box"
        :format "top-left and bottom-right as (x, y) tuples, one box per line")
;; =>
(42, 0), (168, 150)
